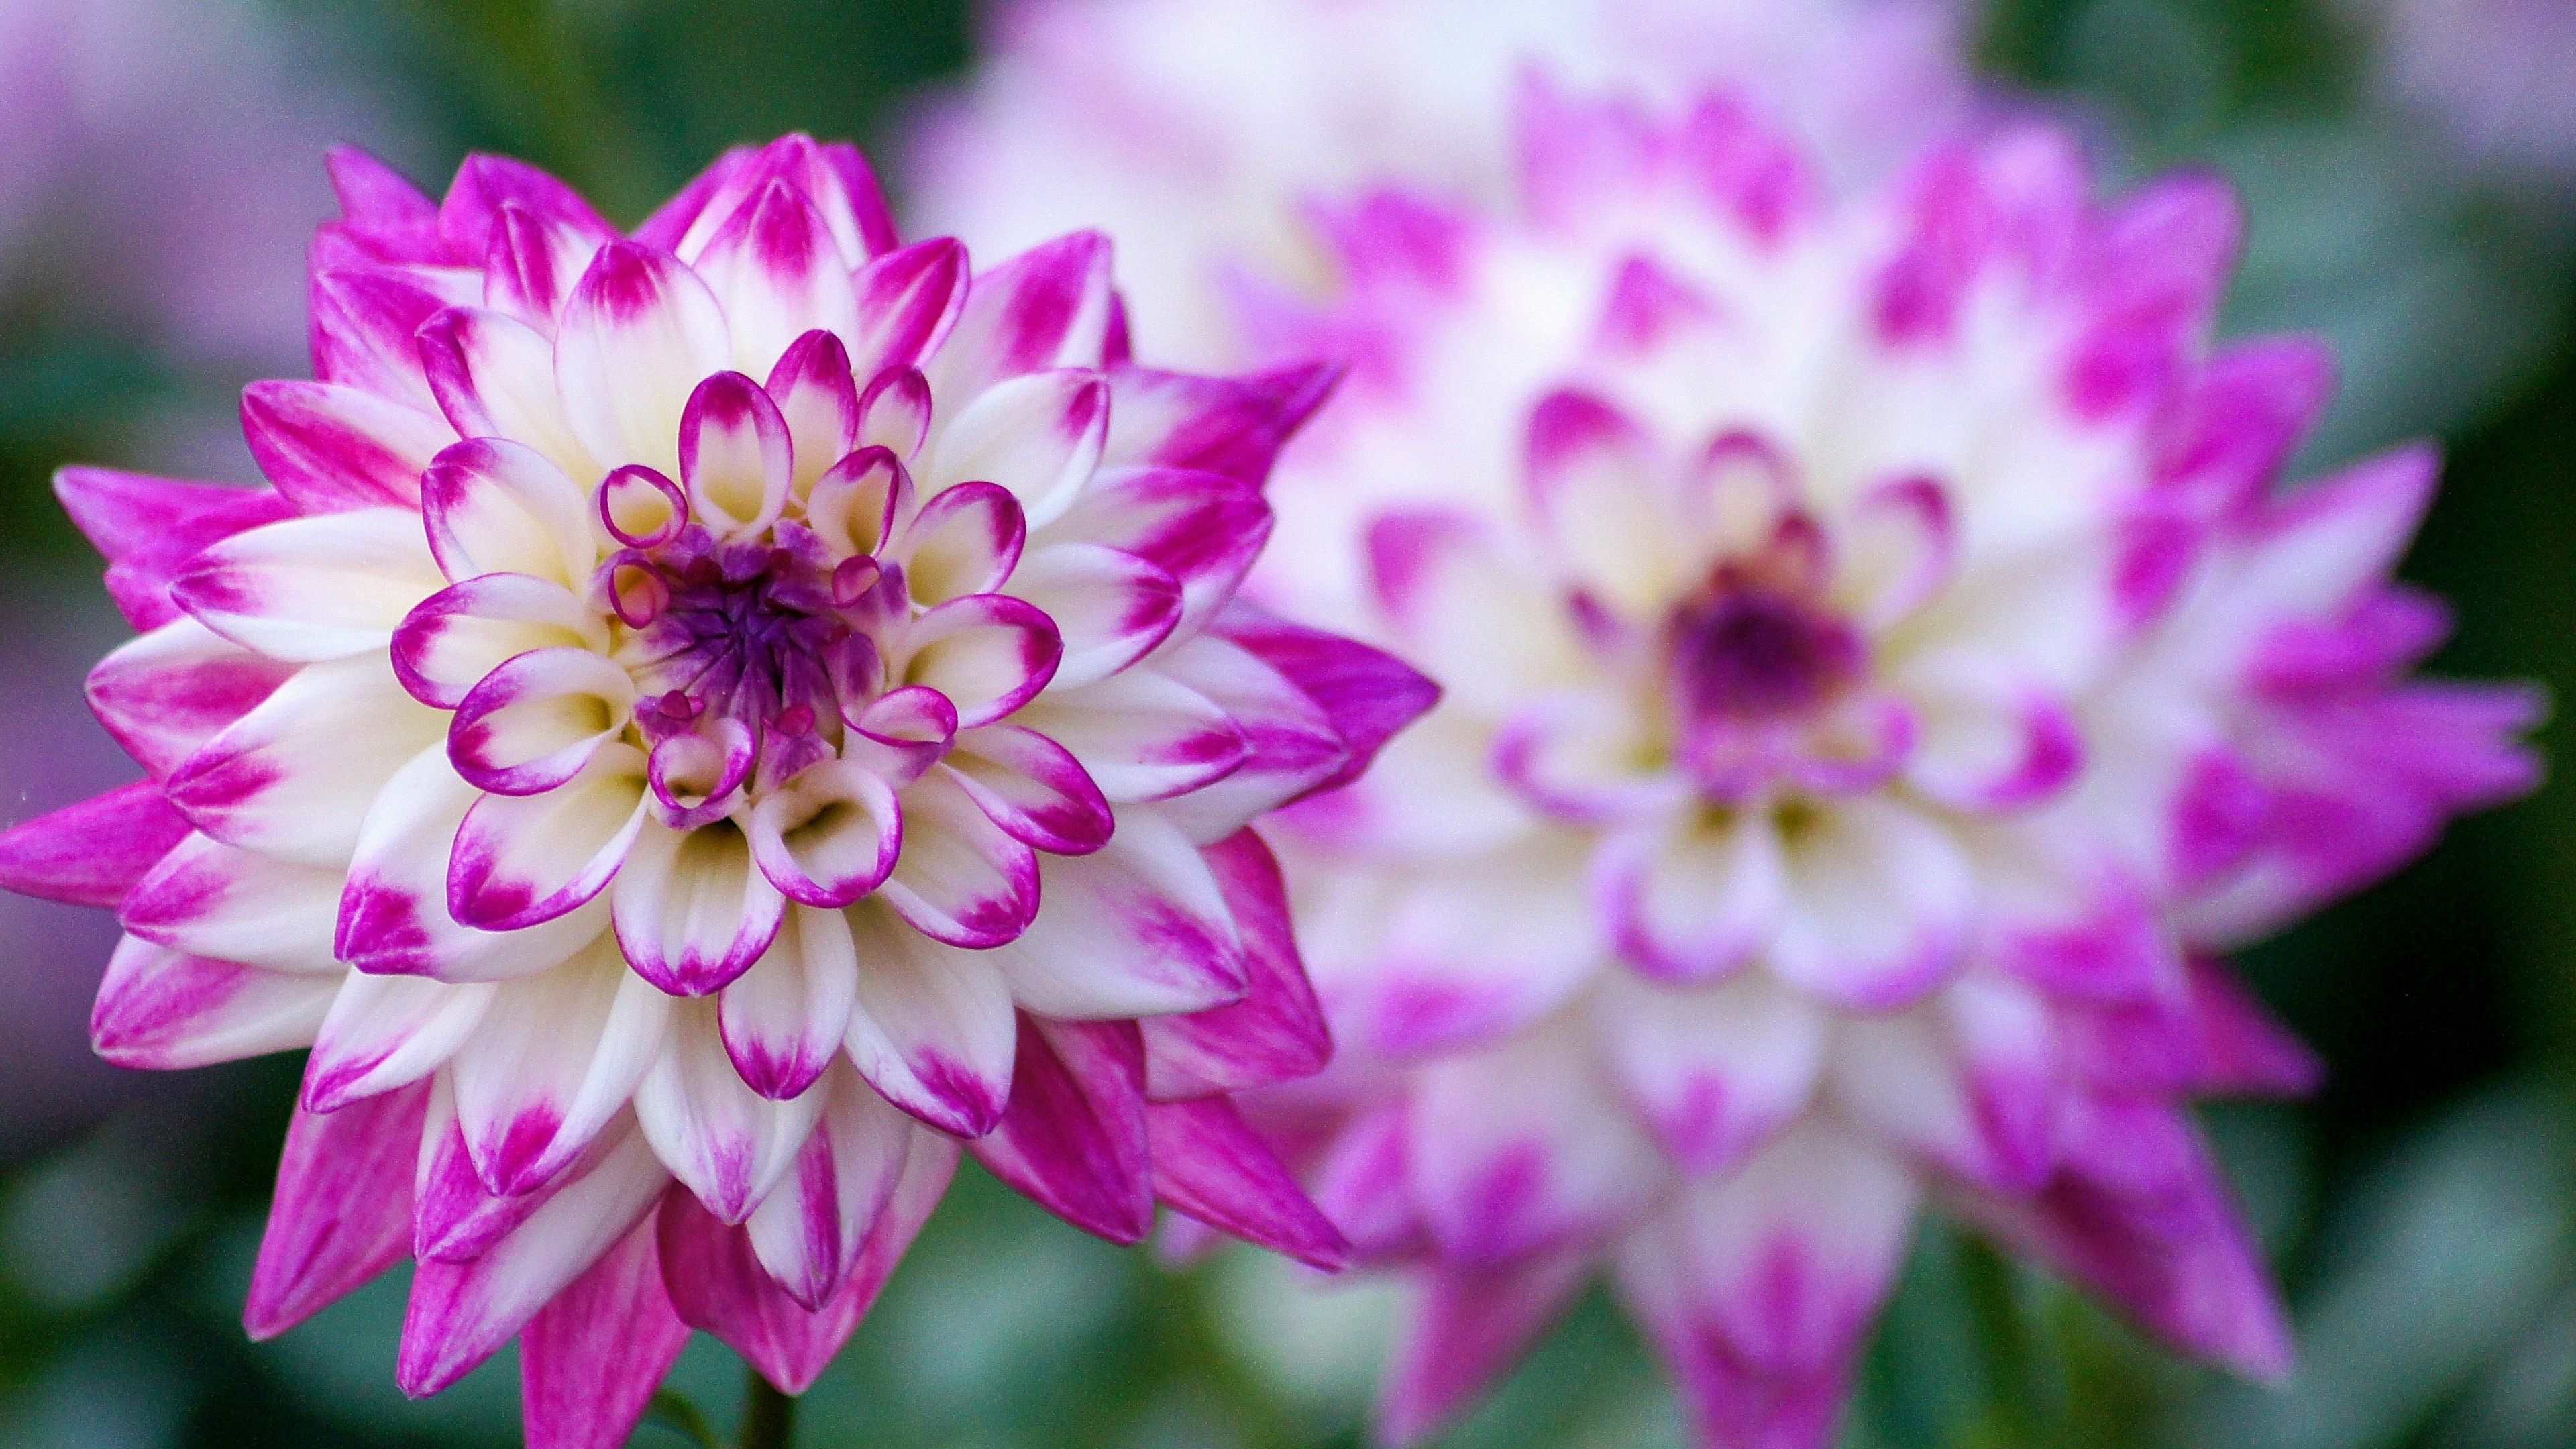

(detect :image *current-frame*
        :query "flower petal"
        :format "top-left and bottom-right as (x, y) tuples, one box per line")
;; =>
(303, 971), (496, 1114)
(392, 572), (602, 710)
(1148, 633), (1348, 845)
(0, 782), (193, 909)
(680, 370), (794, 537)
(418, 307), (601, 482)
(1591, 971), (1825, 1175)
(519, 1214), (692, 1449)
(841, 896), (1018, 1137)
(745, 759), (902, 909)
(943, 724), (1114, 855)
(89, 934), (337, 1069)
(876, 769), (1039, 948)
(1010, 668), (1246, 803)
(696, 178), (862, 377)
(1038, 465), (1269, 637)
(613, 818), (788, 996)
(422, 437), (598, 588)
(170, 509), (446, 663)
(968, 1016), (1154, 1243)
(555, 240), (731, 476)
(985, 806), (1248, 1018)
(240, 381), (451, 514)
(451, 936), (676, 1196)
(1768, 798), (1974, 1010)
(922, 368), (1108, 529)
(245, 1083), (429, 1340)
(1378, 1253), (1593, 1448)
(850, 237), (969, 382)
(1004, 543), (1181, 690)
(892, 592), (1062, 729)
(1138, 829), (1331, 1098)
(635, 997), (826, 1223)
(766, 330), (863, 500)
(121, 832), (345, 972)
(1596, 809), (1783, 984)
(743, 1061), (918, 1309)
(928, 231), (1112, 405)
(1148, 1095), (1348, 1270)
(720, 905), (861, 1102)
(895, 482), (1028, 606)
(448, 646), (638, 797)
(54, 468), (297, 630)
(449, 744), (651, 930)
(166, 653), (448, 868)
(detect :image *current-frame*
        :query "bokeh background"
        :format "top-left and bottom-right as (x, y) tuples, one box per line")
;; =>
(0, 1), (2570, 1446)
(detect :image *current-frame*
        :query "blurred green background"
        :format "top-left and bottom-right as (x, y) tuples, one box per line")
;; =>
(0, 1), (2571, 1446)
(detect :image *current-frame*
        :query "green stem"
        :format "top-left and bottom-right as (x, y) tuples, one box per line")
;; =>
(644, 1390), (724, 1449)
(1958, 1237), (2040, 1446)
(738, 1368), (799, 1449)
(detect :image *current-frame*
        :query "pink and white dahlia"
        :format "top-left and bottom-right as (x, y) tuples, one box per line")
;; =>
(0, 135), (1436, 1445)
(1239, 83), (2541, 1447)
(902, 0), (1970, 365)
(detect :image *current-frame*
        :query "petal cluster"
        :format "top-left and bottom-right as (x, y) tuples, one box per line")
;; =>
(0, 135), (1436, 1445)
(902, 0), (1969, 364)
(1239, 83), (2542, 1448)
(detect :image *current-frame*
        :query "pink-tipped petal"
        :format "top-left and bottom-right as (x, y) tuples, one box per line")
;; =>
(634, 998), (825, 1222)
(90, 934), (337, 1069)
(841, 897), (1018, 1138)
(1148, 1096), (1348, 1270)
(719, 906), (861, 1102)
(0, 782), (191, 908)
(1140, 829), (1332, 1099)
(241, 380), (451, 515)
(245, 1080), (431, 1340)
(612, 818), (787, 996)
(970, 1016), (1155, 1243)
(521, 1215), (692, 1449)
(1378, 1253), (1593, 1448)
(555, 240), (732, 477)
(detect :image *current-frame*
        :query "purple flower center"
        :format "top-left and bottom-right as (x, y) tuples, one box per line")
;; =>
(621, 529), (863, 745)
(1668, 585), (1862, 721)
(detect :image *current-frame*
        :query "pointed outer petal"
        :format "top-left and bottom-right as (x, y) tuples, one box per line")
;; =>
(521, 1215), (691, 1449)
(1646, 1118), (1921, 1382)
(87, 621), (299, 780)
(720, 905), (861, 1101)
(1872, 129), (2089, 347)
(55, 468), (299, 629)
(1147, 1097), (1348, 1269)
(1591, 970), (1826, 1177)
(1333, 842), (1606, 1059)
(661, 135), (887, 271)
(2180, 957), (2324, 1096)
(246, 1084), (430, 1340)
(744, 761), (901, 909)
(338, 745), (613, 981)
(841, 896), (1018, 1136)
(945, 724), (1114, 855)
(1407, 1020), (1663, 1265)
(241, 381), (449, 515)
(453, 938), (677, 1196)
(997, 806), (1250, 1018)
(303, 973), (496, 1113)
(876, 767), (1040, 947)
(449, 744), (651, 929)
(1768, 798), (1974, 1010)
(1003, 543), (1180, 691)
(1595, 810), (1783, 985)
(849, 238), (969, 382)
(326, 145), (441, 253)
(634, 144), (756, 254)
(310, 266), (451, 404)
(928, 232), (1114, 406)
(1832, 475), (1957, 631)
(971, 1016), (1155, 1242)
(392, 572), (602, 711)
(0, 782), (190, 908)
(482, 199), (608, 331)
(637, 997), (827, 1222)
(1833, 973), (2062, 1193)
(2235, 443), (2438, 619)
(2152, 337), (2337, 510)
(895, 482), (1028, 606)
(121, 833), (345, 971)
(421, 438), (596, 588)
(171, 508), (446, 663)
(418, 307), (601, 482)
(1366, 508), (1585, 713)
(555, 241), (731, 477)
(1378, 1252), (1594, 1448)
(817, 141), (899, 258)
(766, 331), (862, 498)
(698, 179), (863, 377)
(399, 1117), (670, 1397)
(88, 934), (335, 1068)
(1523, 388), (1694, 616)
(2066, 172), (2244, 420)
(804, 445), (912, 560)
(661, 1128), (959, 1394)
(1945, 1096), (2293, 1380)
(1012, 669), (1247, 804)
(1299, 1102), (1426, 1260)
(1038, 465), (1271, 637)
(1208, 604), (1442, 798)
(1146, 634), (1349, 845)
(744, 1061), (917, 1308)
(612, 818), (788, 997)
(165, 652), (448, 867)
(921, 368), (1108, 530)
(892, 592), (1062, 728)
(1140, 829), (1331, 1099)
(447, 646), (638, 796)
(1902, 677), (2086, 814)
(1099, 361), (1340, 485)
(1493, 690), (1688, 826)
(438, 153), (614, 264)
(680, 371), (794, 537)
(857, 364), (935, 460)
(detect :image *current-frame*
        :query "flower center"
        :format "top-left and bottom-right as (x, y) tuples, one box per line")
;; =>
(619, 528), (863, 753)
(1668, 583), (1861, 722)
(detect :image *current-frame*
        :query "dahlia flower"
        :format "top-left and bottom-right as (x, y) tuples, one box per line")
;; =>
(1239, 81), (2540, 1447)
(902, 0), (1968, 365)
(0, 134), (1435, 1446)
